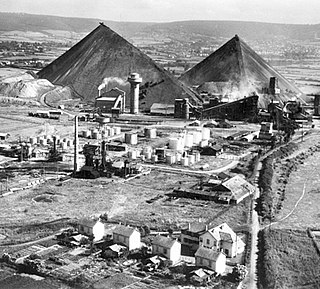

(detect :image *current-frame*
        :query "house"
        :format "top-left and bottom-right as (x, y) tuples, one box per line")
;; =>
(151, 235), (181, 264)
(180, 222), (208, 252)
(199, 223), (245, 258)
(215, 175), (255, 204)
(77, 218), (105, 242)
(113, 225), (141, 251)
(195, 247), (226, 275)
(95, 87), (125, 114)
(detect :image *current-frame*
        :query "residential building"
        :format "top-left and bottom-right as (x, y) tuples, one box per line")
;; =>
(113, 225), (141, 251)
(152, 235), (181, 264)
(180, 222), (208, 251)
(77, 218), (105, 242)
(199, 223), (245, 258)
(195, 246), (226, 275)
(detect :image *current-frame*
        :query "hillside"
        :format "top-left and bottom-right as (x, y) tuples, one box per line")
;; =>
(0, 13), (320, 41)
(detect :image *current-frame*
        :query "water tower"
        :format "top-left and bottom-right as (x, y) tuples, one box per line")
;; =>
(128, 73), (142, 114)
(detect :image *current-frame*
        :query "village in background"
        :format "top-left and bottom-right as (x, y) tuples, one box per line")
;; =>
(0, 13), (320, 289)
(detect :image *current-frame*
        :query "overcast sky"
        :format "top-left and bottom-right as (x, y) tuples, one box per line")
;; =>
(0, 0), (319, 24)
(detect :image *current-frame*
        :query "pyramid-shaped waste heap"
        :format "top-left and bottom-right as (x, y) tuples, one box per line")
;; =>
(38, 23), (199, 110)
(179, 35), (304, 108)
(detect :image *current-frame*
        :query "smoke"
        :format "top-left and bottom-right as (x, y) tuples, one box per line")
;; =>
(98, 77), (130, 91)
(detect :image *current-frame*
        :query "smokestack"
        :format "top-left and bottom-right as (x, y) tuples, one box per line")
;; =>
(74, 116), (79, 174)
(128, 73), (142, 114)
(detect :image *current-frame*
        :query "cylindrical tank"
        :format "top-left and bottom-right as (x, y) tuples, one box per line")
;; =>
(115, 127), (121, 135)
(166, 154), (176, 165)
(143, 146), (153, 154)
(169, 138), (183, 150)
(194, 151), (201, 162)
(109, 128), (115, 137)
(29, 137), (37, 145)
(151, 154), (158, 163)
(125, 133), (138, 145)
(140, 155), (146, 161)
(202, 128), (210, 140)
(136, 150), (141, 157)
(40, 138), (47, 146)
(188, 154), (195, 165)
(176, 152), (182, 162)
(181, 157), (189, 166)
(60, 142), (67, 150)
(193, 131), (202, 145)
(128, 150), (137, 160)
(145, 128), (157, 139)
(144, 151), (152, 160)
(185, 134), (194, 147)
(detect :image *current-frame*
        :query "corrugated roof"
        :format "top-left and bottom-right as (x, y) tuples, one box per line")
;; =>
(152, 235), (178, 248)
(195, 246), (222, 261)
(221, 175), (255, 201)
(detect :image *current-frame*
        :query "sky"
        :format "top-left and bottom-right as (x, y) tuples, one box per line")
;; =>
(0, 0), (319, 24)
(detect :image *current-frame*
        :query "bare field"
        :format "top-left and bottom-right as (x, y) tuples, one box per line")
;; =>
(0, 170), (250, 244)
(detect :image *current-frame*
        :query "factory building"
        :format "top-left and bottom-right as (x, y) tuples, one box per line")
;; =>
(95, 87), (125, 114)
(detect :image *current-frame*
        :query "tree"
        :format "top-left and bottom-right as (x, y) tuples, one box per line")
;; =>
(232, 264), (248, 282)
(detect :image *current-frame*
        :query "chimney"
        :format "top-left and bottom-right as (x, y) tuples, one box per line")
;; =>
(73, 116), (79, 174)
(128, 73), (142, 114)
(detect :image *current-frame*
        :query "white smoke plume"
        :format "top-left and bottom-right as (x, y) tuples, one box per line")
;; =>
(98, 77), (130, 92)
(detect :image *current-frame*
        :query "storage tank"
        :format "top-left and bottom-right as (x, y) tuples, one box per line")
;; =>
(128, 150), (137, 160)
(109, 127), (115, 137)
(181, 157), (189, 166)
(40, 138), (47, 146)
(169, 138), (184, 151)
(125, 133), (138, 145)
(193, 131), (202, 145)
(140, 155), (146, 161)
(194, 151), (201, 162)
(92, 131), (99, 139)
(188, 154), (195, 165)
(60, 142), (67, 150)
(144, 151), (152, 160)
(143, 146), (153, 155)
(176, 152), (182, 162)
(185, 133), (194, 147)
(166, 154), (176, 165)
(202, 128), (210, 140)
(151, 154), (158, 163)
(145, 128), (157, 139)
(114, 127), (121, 135)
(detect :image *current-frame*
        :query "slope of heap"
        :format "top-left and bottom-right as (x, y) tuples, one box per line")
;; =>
(38, 23), (200, 110)
(179, 35), (305, 108)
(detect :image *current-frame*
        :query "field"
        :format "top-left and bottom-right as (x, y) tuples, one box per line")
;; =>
(257, 129), (320, 288)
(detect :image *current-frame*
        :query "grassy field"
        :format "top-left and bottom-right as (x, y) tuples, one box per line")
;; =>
(257, 229), (320, 289)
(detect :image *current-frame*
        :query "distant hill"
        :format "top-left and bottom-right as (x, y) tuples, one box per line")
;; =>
(0, 12), (320, 41)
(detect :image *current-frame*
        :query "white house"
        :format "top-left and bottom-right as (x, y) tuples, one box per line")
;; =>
(151, 235), (181, 264)
(113, 225), (141, 251)
(195, 246), (226, 275)
(77, 218), (105, 242)
(199, 223), (245, 258)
